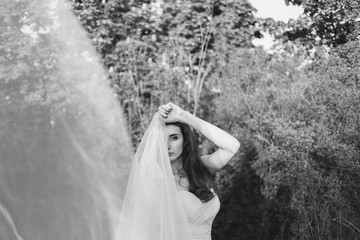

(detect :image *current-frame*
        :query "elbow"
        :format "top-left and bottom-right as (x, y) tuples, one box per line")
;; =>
(231, 139), (240, 156)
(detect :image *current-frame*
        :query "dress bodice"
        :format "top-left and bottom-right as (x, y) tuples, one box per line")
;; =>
(177, 190), (220, 240)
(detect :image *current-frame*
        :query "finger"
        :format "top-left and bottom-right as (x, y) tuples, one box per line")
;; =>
(159, 108), (169, 116)
(159, 106), (168, 113)
(158, 108), (166, 116)
(157, 108), (168, 118)
(159, 112), (167, 118)
(161, 105), (172, 113)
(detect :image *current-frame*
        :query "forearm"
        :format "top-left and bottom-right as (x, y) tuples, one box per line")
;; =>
(179, 111), (240, 154)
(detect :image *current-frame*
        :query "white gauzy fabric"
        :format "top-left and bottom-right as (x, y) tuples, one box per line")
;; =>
(118, 113), (194, 240)
(1, 0), (132, 239)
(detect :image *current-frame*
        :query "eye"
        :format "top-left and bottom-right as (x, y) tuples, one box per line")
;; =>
(169, 135), (179, 141)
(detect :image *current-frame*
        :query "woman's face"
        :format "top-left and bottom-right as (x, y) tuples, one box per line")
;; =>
(165, 125), (184, 162)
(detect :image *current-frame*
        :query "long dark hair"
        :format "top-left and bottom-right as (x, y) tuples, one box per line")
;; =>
(166, 122), (214, 203)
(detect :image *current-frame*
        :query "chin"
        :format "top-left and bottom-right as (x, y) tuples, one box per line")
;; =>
(169, 155), (179, 162)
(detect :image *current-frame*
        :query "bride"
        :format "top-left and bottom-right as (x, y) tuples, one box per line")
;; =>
(119, 102), (240, 240)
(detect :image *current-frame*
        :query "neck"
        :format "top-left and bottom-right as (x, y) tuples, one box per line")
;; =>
(171, 157), (182, 174)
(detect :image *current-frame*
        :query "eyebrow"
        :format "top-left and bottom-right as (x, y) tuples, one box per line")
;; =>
(169, 133), (180, 137)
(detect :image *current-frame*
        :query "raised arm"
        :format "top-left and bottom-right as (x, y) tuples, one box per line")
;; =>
(158, 103), (240, 173)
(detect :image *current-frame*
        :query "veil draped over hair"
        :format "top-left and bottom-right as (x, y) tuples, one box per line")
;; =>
(118, 113), (194, 240)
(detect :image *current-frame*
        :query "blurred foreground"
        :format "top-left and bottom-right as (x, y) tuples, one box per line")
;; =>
(0, 1), (132, 239)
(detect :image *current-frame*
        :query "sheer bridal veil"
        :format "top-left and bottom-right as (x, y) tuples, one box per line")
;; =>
(1, 0), (132, 239)
(1, 0), (192, 239)
(117, 113), (194, 240)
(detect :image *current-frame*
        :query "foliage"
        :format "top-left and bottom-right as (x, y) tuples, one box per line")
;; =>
(210, 43), (360, 239)
(282, 0), (360, 48)
(69, 0), (259, 145)
(0, 0), (58, 136)
(213, 140), (297, 240)
(23, 0), (360, 239)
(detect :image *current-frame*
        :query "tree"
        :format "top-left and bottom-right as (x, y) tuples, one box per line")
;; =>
(207, 42), (360, 239)
(282, 0), (360, 48)
(69, 0), (260, 145)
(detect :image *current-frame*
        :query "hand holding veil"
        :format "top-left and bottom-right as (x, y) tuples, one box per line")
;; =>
(118, 113), (193, 240)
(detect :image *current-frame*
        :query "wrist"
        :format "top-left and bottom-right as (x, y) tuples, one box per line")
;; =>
(178, 110), (191, 124)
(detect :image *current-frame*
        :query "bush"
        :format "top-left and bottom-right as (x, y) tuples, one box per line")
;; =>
(210, 45), (360, 239)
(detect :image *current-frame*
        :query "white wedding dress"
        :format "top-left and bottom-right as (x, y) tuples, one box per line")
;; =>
(178, 190), (220, 240)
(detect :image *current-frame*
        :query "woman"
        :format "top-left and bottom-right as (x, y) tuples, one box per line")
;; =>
(157, 102), (240, 240)
(118, 102), (239, 240)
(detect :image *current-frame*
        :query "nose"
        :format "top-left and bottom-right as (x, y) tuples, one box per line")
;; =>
(167, 140), (172, 151)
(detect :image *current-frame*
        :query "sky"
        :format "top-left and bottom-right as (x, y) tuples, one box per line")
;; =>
(249, 0), (303, 49)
